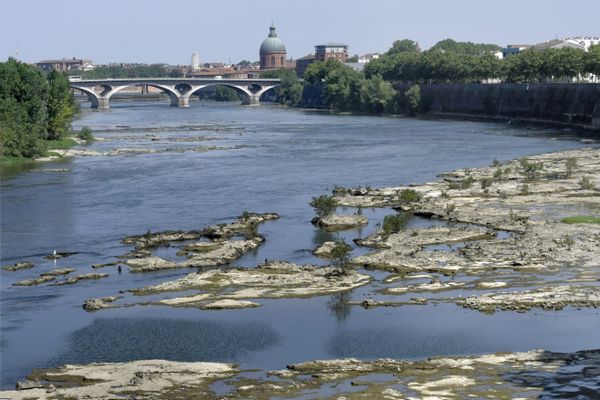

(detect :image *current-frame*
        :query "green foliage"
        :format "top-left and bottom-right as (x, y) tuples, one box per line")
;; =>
(382, 213), (407, 235)
(46, 138), (77, 150)
(360, 74), (395, 113)
(77, 126), (94, 141)
(261, 68), (302, 105)
(82, 64), (167, 79)
(519, 183), (530, 195)
(578, 176), (595, 190)
(169, 68), (184, 78)
(398, 188), (422, 204)
(46, 70), (76, 140)
(310, 194), (337, 217)
(584, 44), (600, 76)
(448, 176), (475, 189)
(491, 159), (501, 167)
(329, 239), (352, 275)
(0, 58), (49, 158)
(404, 85), (421, 115)
(480, 178), (493, 189)
(388, 39), (420, 54)
(565, 157), (577, 177)
(560, 215), (600, 224)
(346, 55), (359, 63)
(430, 38), (501, 55)
(214, 86), (240, 102)
(519, 158), (544, 179)
(493, 168), (503, 179)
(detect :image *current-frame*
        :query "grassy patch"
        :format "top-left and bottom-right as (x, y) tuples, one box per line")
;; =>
(0, 155), (33, 166)
(561, 216), (600, 224)
(45, 138), (77, 150)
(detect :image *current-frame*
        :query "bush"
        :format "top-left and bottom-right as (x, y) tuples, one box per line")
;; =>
(565, 157), (577, 177)
(519, 158), (543, 179)
(77, 126), (94, 141)
(330, 239), (352, 275)
(448, 176), (475, 190)
(310, 195), (337, 217)
(398, 188), (422, 204)
(578, 176), (595, 190)
(382, 213), (407, 235)
(480, 178), (493, 189)
(404, 84), (421, 115)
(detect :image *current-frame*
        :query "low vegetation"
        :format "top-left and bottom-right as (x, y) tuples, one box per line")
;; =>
(561, 216), (600, 224)
(382, 213), (407, 235)
(329, 239), (353, 275)
(310, 194), (337, 217)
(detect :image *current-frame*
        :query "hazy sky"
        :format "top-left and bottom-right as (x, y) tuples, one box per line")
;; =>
(3, 0), (599, 65)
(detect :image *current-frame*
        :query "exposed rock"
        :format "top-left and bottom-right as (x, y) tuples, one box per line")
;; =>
(125, 261), (371, 310)
(40, 268), (75, 276)
(83, 296), (120, 312)
(459, 285), (600, 312)
(53, 273), (109, 285)
(2, 360), (236, 400)
(43, 251), (77, 260)
(125, 256), (177, 272)
(13, 275), (55, 286)
(312, 213), (368, 231)
(384, 279), (466, 294)
(313, 241), (351, 258)
(201, 299), (261, 310)
(2, 262), (34, 271)
(180, 237), (265, 267)
(91, 261), (121, 269)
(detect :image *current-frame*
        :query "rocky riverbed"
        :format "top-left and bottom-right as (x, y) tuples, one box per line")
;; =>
(3, 349), (598, 399)
(337, 147), (600, 313)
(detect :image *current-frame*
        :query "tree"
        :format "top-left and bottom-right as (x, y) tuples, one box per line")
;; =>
(46, 70), (75, 140)
(214, 86), (240, 101)
(360, 74), (394, 113)
(388, 39), (420, 54)
(329, 239), (353, 275)
(430, 38), (501, 55)
(310, 194), (337, 217)
(404, 85), (421, 115)
(584, 44), (600, 76)
(260, 68), (302, 105)
(0, 58), (49, 158)
(169, 68), (184, 78)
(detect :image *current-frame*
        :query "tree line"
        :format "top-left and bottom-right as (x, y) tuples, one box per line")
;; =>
(365, 42), (600, 84)
(263, 38), (600, 115)
(1, 58), (77, 158)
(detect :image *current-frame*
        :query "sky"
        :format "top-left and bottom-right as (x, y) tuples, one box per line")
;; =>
(2, 0), (599, 65)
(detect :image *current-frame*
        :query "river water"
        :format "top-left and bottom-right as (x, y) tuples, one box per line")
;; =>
(1, 101), (598, 389)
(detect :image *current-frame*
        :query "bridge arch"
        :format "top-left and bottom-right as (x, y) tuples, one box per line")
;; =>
(108, 84), (182, 107)
(187, 83), (254, 103)
(71, 85), (100, 108)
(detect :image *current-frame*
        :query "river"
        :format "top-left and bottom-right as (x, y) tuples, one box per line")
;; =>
(1, 100), (598, 389)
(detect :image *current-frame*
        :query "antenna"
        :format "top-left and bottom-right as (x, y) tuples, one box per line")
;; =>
(15, 46), (19, 59)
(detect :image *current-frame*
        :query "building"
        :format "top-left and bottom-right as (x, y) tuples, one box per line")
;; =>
(502, 45), (532, 58)
(564, 36), (600, 51)
(315, 43), (349, 62)
(259, 24), (287, 69)
(531, 39), (586, 52)
(358, 53), (380, 64)
(36, 58), (94, 72)
(191, 52), (199, 71)
(295, 54), (316, 76)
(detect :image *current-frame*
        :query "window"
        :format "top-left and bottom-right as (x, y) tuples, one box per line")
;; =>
(271, 56), (275, 66)
(280, 56), (284, 65)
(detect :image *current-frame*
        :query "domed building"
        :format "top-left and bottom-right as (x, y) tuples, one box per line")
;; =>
(260, 25), (287, 70)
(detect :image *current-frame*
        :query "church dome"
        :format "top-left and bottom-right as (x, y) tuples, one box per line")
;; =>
(260, 25), (286, 54)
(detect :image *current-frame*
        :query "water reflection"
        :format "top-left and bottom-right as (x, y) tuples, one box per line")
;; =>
(53, 318), (280, 365)
(328, 291), (353, 325)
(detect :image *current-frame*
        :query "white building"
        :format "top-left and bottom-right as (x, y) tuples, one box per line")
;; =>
(191, 52), (199, 71)
(358, 53), (380, 64)
(562, 36), (600, 51)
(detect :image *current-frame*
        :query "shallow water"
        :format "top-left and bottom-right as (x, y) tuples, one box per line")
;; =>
(1, 100), (598, 388)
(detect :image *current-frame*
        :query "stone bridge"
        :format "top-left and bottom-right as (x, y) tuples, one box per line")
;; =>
(70, 78), (281, 109)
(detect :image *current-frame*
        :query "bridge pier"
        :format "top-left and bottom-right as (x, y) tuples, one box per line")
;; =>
(176, 96), (189, 108)
(97, 97), (110, 110)
(242, 94), (261, 106)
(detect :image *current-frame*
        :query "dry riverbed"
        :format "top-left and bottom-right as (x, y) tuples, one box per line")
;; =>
(3, 349), (598, 399)
(334, 147), (600, 313)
